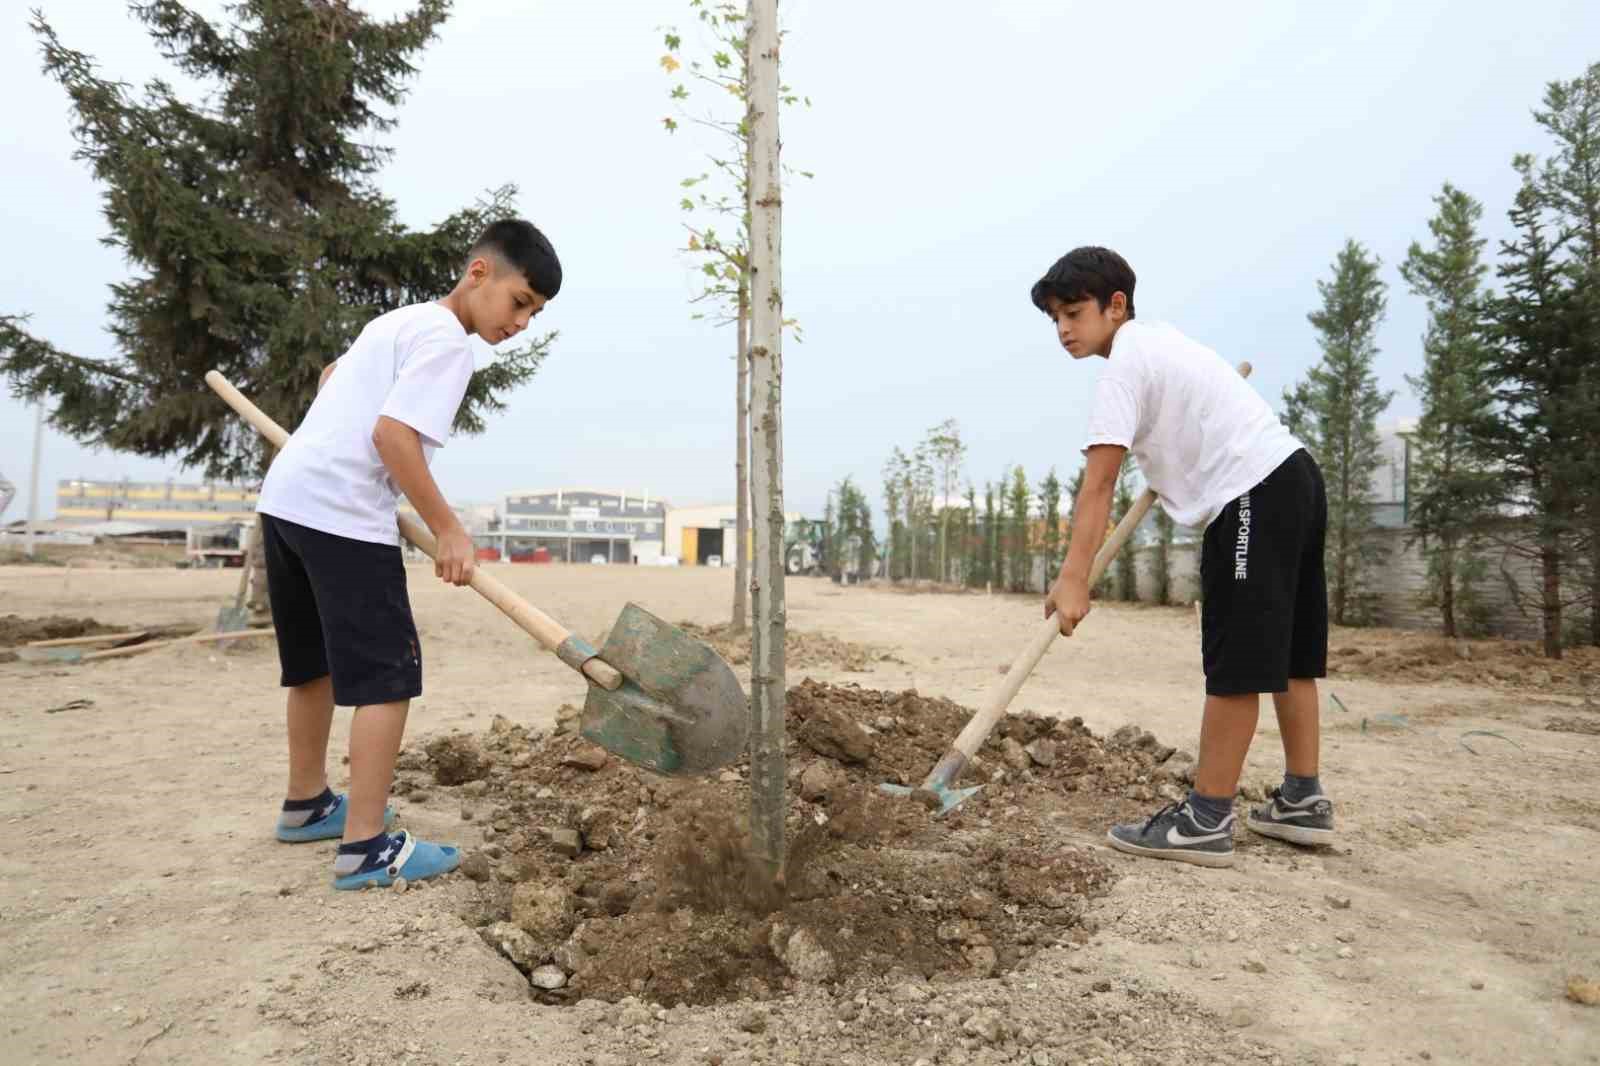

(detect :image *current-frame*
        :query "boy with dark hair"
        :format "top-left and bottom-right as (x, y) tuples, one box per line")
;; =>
(258, 219), (561, 889)
(1036, 246), (1333, 868)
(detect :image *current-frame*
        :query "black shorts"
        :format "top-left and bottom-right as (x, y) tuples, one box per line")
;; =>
(260, 514), (422, 706)
(1199, 449), (1328, 696)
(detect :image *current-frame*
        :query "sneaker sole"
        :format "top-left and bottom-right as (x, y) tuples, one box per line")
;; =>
(1105, 830), (1235, 868)
(1245, 816), (1335, 847)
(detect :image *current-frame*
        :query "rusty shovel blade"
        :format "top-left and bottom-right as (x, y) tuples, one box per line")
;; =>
(579, 603), (749, 775)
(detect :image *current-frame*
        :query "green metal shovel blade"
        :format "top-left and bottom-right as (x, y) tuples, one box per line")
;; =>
(877, 781), (984, 817)
(580, 603), (749, 776)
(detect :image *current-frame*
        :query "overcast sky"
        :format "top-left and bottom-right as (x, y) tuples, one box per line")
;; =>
(3, 1), (1597, 522)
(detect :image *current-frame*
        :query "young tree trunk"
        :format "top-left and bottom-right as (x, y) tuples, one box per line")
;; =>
(1439, 535), (1457, 639)
(1590, 516), (1600, 645)
(731, 285), (750, 632)
(939, 508), (948, 583)
(247, 514), (270, 624)
(745, 0), (786, 898)
(1542, 531), (1564, 660)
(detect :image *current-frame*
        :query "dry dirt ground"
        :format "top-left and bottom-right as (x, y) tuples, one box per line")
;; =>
(2, 563), (1597, 1066)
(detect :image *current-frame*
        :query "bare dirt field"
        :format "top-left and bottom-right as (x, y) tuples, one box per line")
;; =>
(2, 562), (1597, 1066)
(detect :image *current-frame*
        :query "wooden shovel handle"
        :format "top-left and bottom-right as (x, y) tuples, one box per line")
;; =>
(948, 360), (1253, 762)
(80, 627), (273, 662)
(203, 371), (622, 691)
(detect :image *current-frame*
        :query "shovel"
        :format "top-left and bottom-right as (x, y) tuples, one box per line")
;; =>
(204, 371), (748, 775)
(884, 361), (1251, 815)
(214, 528), (253, 633)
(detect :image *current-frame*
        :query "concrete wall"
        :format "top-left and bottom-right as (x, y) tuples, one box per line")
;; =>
(1109, 530), (1550, 641)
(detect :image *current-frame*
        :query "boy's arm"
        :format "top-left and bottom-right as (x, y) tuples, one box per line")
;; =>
(1045, 443), (1126, 636)
(371, 415), (475, 586)
(318, 359), (339, 392)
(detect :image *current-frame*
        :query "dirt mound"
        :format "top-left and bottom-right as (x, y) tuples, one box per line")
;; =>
(1328, 630), (1600, 696)
(395, 682), (1192, 1007)
(672, 622), (902, 673)
(0, 614), (128, 647)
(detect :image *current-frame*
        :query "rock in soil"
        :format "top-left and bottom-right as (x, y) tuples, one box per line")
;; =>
(425, 734), (490, 785)
(795, 704), (875, 764)
(1568, 975), (1600, 1005)
(529, 964), (568, 990)
(561, 744), (610, 771)
(799, 760), (845, 802)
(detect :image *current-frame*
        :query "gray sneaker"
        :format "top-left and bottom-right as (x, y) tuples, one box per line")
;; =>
(1245, 786), (1335, 846)
(1106, 801), (1236, 868)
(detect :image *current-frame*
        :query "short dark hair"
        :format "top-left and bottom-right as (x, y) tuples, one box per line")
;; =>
(470, 219), (562, 299)
(1030, 246), (1135, 319)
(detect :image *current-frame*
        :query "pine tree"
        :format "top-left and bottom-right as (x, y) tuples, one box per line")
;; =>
(1111, 457), (1138, 600)
(1399, 184), (1497, 637)
(925, 419), (967, 583)
(1285, 240), (1395, 625)
(1152, 505), (1176, 605)
(1, 3), (550, 481)
(880, 449), (904, 582)
(963, 484), (980, 587)
(1528, 62), (1600, 645)
(1477, 165), (1586, 658)
(1007, 465), (1031, 593)
(978, 482), (996, 589)
(1039, 467), (1064, 580)
(989, 480), (1005, 590)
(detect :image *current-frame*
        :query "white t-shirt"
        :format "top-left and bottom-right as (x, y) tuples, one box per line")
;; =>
(1081, 320), (1302, 529)
(258, 303), (475, 545)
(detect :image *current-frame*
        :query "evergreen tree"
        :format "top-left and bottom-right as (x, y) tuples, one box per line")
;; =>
(1477, 166), (1586, 658)
(1528, 62), (1600, 645)
(1007, 465), (1031, 593)
(990, 479), (1006, 590)
(1399, 184), (1497, 637)
(1152, 505), (1176, 605)
(924, 419), (967, 581)
(1, 3), (550, 481)
(1285, 240), (1394, 625)
(1112, 457), (1138, 600)
(1039, 467), (1063, 580)
(830, 476), (875, 581)
(880, 449), (904, 582)
(978, 482), (996, 589)
(963, 484), (980, 587)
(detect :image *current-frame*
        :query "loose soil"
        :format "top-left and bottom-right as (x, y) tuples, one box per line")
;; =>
(4, 565), (1597, 1066)
(400, 681), (1191, 1007)
(672, 622), (903, 673)
(0, 613), (198, 663)
(1328, 629), (1600, 696)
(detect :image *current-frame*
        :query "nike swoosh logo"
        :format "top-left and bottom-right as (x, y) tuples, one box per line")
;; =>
(1269, 803), (1318, 821)
(1167, 824), (1231, 846)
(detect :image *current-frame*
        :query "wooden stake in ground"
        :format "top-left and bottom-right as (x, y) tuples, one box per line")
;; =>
(745, 0), (787, 894)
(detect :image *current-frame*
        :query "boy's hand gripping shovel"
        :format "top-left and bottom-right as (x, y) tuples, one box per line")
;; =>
(882, 361), (1251, 815)
(205, 371), (748, 775)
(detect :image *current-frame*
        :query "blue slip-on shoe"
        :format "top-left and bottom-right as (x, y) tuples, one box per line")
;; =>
(276, 793), (396, 843)
(332, 830), (460, 890)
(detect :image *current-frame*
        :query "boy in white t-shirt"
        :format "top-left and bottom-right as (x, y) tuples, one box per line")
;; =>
(1037, 247), (1334, 869)
(257, 219), (560, 889)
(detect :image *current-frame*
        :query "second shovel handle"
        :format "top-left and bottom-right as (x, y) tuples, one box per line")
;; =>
(948, 359), (1253, 762)
(203, 371), (622, 691)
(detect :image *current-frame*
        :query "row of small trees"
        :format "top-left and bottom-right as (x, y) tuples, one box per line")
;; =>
(1284, 61), (1600, 658)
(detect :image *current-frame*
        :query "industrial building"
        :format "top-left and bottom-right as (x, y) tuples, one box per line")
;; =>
(496, 488), (667, 564)
(55, 478), (258, 526)
(665, 503), (805, 567)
